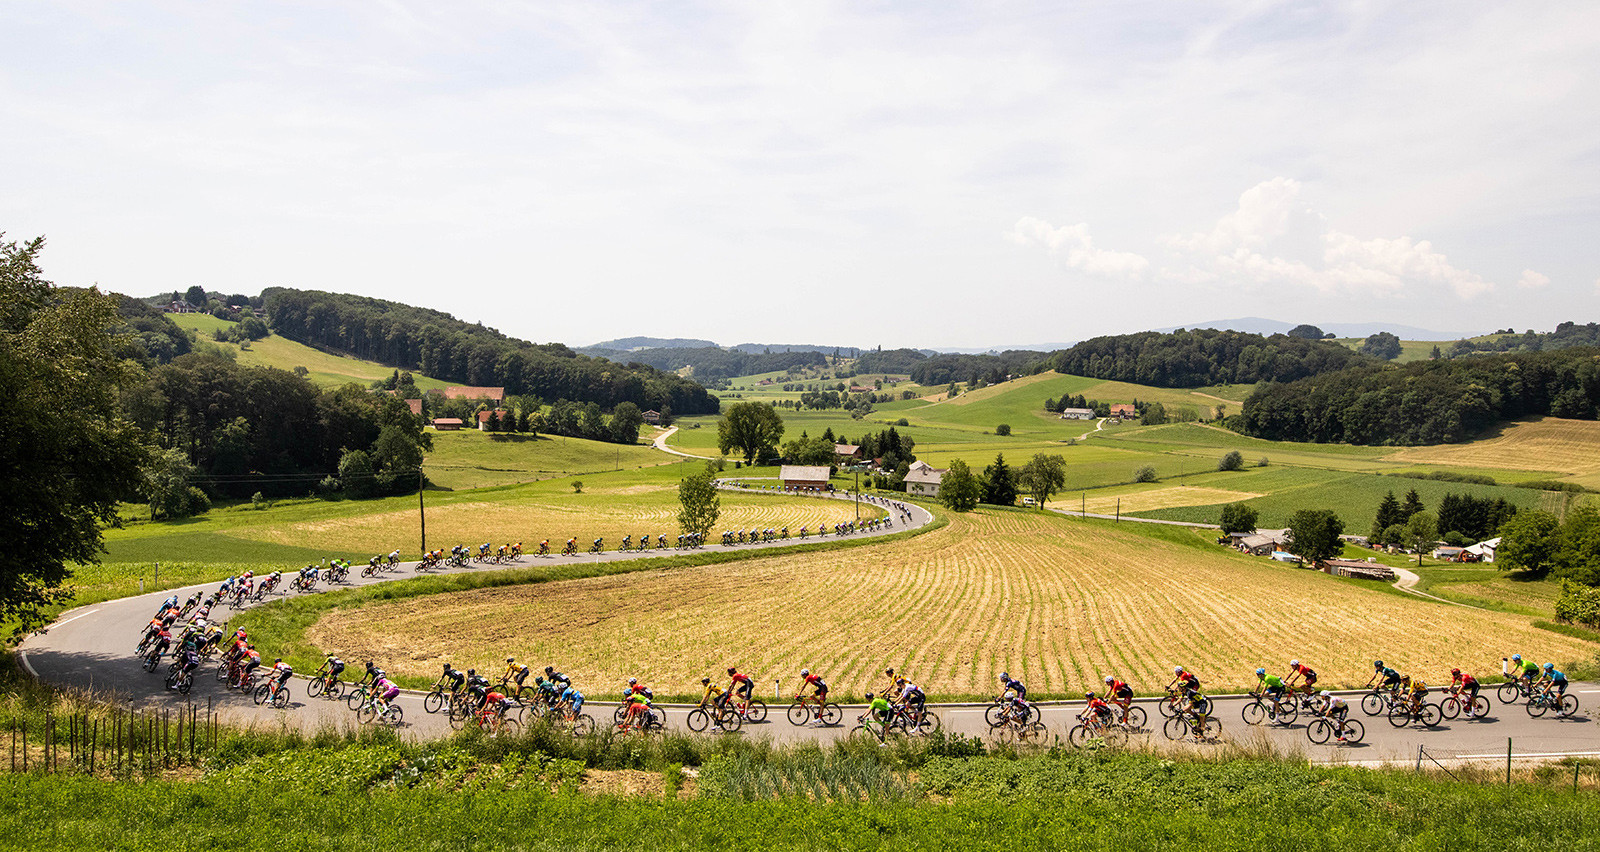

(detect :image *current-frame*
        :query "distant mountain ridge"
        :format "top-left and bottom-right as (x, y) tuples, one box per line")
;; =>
(585, 336), (717, 351)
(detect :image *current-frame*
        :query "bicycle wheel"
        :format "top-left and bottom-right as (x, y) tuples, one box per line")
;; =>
(573, 714), (596, 736)
(307, 677), (324, 698)
(1104, 725), (1129, 748)
(447, 704), (469, 730)
(686, 708), (709, 732)
(996, 722), (1019, 744)
(424, 690), (444, 714)
(177, 673), (193, 695)
(1157, 697), (1178, 718)
(1067, 724), (1090, 748)
(1273, 700), (1298, 725)
(216, 664), (229, 683)
(495, 718), (520, 738)
(1527, 696), (1548, 718)
(1123, 706), (1147, 730)
(252, 684), (270, 705)
(1558, 694), (1580, 717)
(1438, 696), (1460, 720)
(613, 705), (627, 723)
(384, 705), (404, 726)
(356, 704), (377, 725)
(1497, 681), (1523, 704)
(272, 687), (291, 709)
(1388, 705), (1412, 727)
(1470, 695), (1491, 717)
(1342, 719), (1365, 744)
(1162, 716), (1186, 741)
(346, 689), (367, 712)
(1242, 700), (1268, 726)
(1306, 718), (1332, 744)
(1360, 691), (1385, 716)
(1200, 717), (1221, 741)
(848, 724), (876, 743)
(787, 702), (811, 726)
(1420, 703), (1441, 727)
(913, 708), (936, 732)
(743, 699), (765, 723)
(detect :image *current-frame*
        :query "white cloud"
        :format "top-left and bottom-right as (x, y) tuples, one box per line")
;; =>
(1010, 217), (1149, 279)
(1517, 270), (1551, 290)
(1168, 179), (1495, 299)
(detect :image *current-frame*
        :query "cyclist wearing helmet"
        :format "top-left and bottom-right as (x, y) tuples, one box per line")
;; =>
(998, 672), (1029, 720)
(626, 676), (653, 700)
(440, 663), (465, 697)
(1367, 661), (1401, 692)
(798, 668), (828, 718)
(1286, 659), (1317, 695)
(1103, 675), (1134, 718)
(1519, 655), (1541, 687)
(1170, 665), (1202, 697)
(504, 658), (531, 689)
(1320, 691), (1352, 741)
(1082, 691), (1114, 725)
(863, 692), (892, 741)
(559, 681), (585, 718)
(1538, 662), (1569, 697)
(1256, 667), (1286, 701)
(897, 677), (926, 719)
(1449, 668), (1480, 718)
(544, 666), (571, 691)
(726, 667), (755, 706)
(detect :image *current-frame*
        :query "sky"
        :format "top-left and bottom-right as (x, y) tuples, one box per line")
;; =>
(4, 1), (1599, 350)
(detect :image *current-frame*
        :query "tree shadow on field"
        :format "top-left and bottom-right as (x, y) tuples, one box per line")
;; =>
(487, 434), (548, 444)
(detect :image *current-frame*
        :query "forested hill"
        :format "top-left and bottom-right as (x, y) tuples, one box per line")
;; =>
(262, 288), (718, 415)
(578, 345), (827, 383)
(1049, 329), (1368, 387)
(1238, 348), (1600, 445)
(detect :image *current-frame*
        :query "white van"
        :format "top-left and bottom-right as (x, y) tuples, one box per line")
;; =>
(1022, 496), (1037, 507)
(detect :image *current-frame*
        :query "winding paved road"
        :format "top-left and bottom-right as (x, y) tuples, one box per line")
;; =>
(17, 485), (1598, 766)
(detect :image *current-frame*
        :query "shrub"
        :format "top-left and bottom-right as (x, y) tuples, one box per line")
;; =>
(1218, 450), (1244, 471)
(895, 418), (909, 426)
(1134, 466), (1157, 483)
(1555, 581), (1600, 629)
(995, 424), (1011, 436)
(571, 481), (583, 493)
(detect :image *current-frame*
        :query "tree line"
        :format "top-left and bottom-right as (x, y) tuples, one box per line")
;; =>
(262, 288), (718, 416)
(1049, 329), (1367, 387)
(1237, 348), (1600, 445)
(578, 345), (827, 384)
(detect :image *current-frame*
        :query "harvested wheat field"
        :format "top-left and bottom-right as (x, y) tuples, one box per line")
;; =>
(232, 487), (878, 555)
(1052, 486), (1262, 515)
(1385, 416), (1600, 478)
(309, 509), (1597, 699)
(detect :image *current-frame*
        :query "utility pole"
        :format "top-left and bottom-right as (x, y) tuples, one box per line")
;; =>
(419, 468), (426, 555)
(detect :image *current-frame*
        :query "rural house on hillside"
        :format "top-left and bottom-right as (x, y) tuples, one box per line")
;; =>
(904, 460), (946, 497)
(1109, 403), (1137, 419)
(1059, 408), (1095, 420)
(780, 465), (832, 490)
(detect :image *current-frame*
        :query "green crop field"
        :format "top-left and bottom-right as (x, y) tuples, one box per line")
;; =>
(423, 430), (673, 490)
(167, 313), (451, 390)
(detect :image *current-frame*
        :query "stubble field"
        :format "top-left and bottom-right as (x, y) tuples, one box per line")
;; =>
(308, 507), (1596, 699)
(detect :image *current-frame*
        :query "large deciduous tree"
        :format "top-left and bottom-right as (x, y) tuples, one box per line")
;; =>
(1018, 453), (1067, 508)
(938, 459), (982, 512)
(1, 235), (147, 627)
(1219, 502), (1258, 535)
(1360, 331), (1403, 360)
(717, 402), (784, 464)
(1286, 509), (1345, 564)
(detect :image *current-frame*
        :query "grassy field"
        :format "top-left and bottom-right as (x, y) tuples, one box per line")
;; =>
(1332, 337), (1445, 363)
(167, 313), (450, 391)
(423, 430), (674, 490)
(1384, 417), (1600, 486)
(307, 506), (1598, 699)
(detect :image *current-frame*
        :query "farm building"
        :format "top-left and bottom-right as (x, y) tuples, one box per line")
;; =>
(1465, 537), (1501, 563)
(1322, 559), (1397, 581)
(1431, 545), (1470, 562)
(431, 418), (464, 431)
(642, 410), (661, 425)
(438, 386), (506, 404)
(780, 465), (832, 490)
(476, 410), (511, 431)
(1059, 408), (1096, 420)
(1236, 529), (1290, 556)
(405, 399), (423, 417)
(904, 460), (947, 497)
(835, 444), (862, 461)
(1109, 403), (1137, 419)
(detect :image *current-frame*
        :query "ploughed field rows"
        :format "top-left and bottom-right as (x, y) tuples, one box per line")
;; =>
(1053, 486), (1263, 515)
(308, 508), (1595, 698)
(1383, 416), (1600, 479)
(228, 487), (880, 556)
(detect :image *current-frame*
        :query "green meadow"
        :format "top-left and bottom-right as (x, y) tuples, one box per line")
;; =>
(167, 313), (452, 391)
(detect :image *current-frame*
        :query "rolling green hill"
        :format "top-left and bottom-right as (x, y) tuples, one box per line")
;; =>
(168, 313), (451, 390)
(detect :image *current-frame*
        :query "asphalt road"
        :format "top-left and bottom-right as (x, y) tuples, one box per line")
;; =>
(18, 489), (1599, 765)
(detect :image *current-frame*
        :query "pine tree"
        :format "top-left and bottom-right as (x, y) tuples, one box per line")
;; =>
(982, 453), (1017, 506)
(1372, 491), (1401, 539)
(1400, 489), (1425, 522)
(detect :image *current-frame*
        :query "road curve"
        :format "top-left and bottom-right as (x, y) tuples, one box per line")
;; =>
(17, 487), (1598, 764)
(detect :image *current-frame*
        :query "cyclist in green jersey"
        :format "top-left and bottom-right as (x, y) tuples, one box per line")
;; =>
(861, 692), (892, 743)
(1255, 667), (1286, 701)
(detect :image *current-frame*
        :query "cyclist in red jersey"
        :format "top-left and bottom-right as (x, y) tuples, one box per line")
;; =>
(1102, 675), (1135, 719)
(1286, 659), (1318, 696)
(797, 668), (828, 718)
(1449, 668), (1481, 718)
(726, 667), (754, 708)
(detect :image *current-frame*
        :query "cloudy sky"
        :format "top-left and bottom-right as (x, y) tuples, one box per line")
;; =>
(4, 2), (1598, 349)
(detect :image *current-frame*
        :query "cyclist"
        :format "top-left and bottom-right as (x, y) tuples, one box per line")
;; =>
(544, 665), (571, 691)
(481, 688), (514, 724)
(318, 655), (346, 691)
(1255, 667), (1287, 703)
(797, 669), (829, 719)
(372, 670), (400, 712)
(1286, 659), (1317, 696)
(238, 644), (263, 687)
(1081, 691), (1115, 727)
(358, 660), (381, 686)
(558, 681), (585, 719)
(861, 691), (892, 743)
(1448, 668), (1481, 718)
(464, 669), (491, 708)
(1367, 661), (1402, 695)
(266, 658), (294, 700)
(169, 647), (201, 689)
(504, 658), (531, 691)
(1509, 654), (1541, 691)
(620, 688), (652, 730)
(1320, 691), (1353, 742)
(1170, 665), (1202, 697)
(726, 666), (755, 710)
(997, 672), (1029, 722)
(440, 663), (466, 699)
(1536, 662), (1569, 699)
(1102, 675), (1135, 721)
(896, 676), (927, 723)
(1402, 675), (1429, 713)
